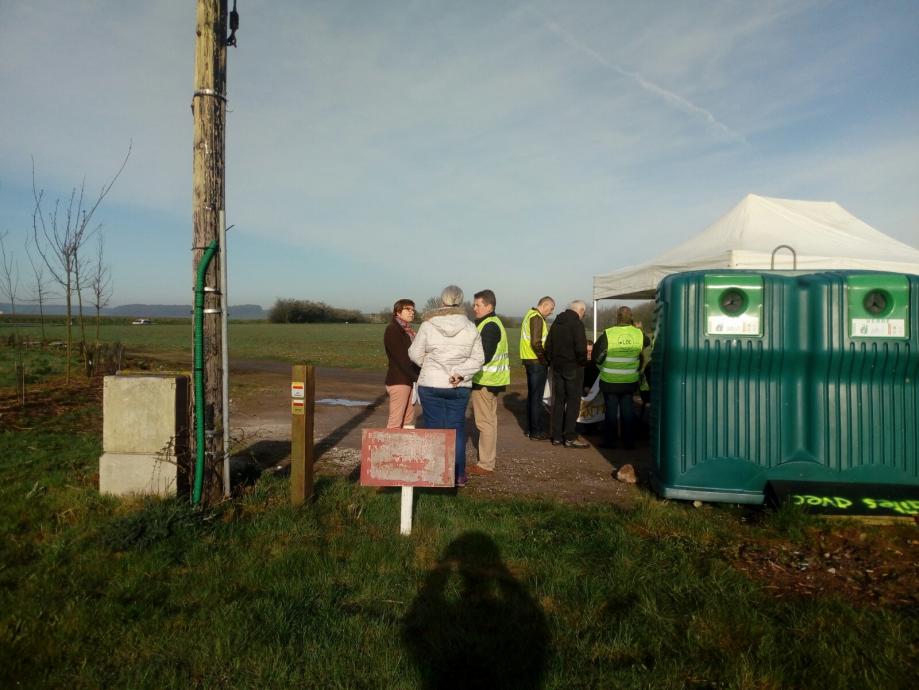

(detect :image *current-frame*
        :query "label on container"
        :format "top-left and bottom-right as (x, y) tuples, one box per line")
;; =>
(707, 314), (760, 336)
(851, 318), (905, 338)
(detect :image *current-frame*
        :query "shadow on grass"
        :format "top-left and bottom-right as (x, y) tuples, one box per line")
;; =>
(402, 531), (549, 690)
(230, 440), (290, 490)
(320, 393), (387, 457)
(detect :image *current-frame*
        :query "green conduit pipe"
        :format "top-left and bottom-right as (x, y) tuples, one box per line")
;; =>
(193, 239), (220, 505)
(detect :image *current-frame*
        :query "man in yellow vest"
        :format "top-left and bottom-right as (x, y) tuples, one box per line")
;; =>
(469, 290), (510, 475)
(520, 296), (555, 440)
(591, 306), (650, 449)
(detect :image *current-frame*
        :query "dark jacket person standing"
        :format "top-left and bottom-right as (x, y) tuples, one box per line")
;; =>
(591, 306), (650, 449)
(545, 300), (589, 448)
(384, 299), (421, 428)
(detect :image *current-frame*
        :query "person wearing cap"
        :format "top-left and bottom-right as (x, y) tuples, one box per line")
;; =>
(519, 296), (555, 440)
(545, 300), (590, 448)
(468, 289), (509, 476)
(591, 306), (650, 449)
(409, 285), (485, 488)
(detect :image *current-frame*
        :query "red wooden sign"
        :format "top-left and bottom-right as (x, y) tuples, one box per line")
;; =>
(360, 428), (455, 487)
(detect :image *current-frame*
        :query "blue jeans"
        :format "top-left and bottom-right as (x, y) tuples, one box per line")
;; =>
(418, 385), (471, 480)
(524, 364), (549, 435)
(603, 391), (636, 448)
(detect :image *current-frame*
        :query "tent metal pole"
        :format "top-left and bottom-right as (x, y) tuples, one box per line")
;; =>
(592, 300), (598, 341)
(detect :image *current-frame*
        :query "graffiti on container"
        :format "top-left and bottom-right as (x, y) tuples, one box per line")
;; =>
(792, 494), (919, 515)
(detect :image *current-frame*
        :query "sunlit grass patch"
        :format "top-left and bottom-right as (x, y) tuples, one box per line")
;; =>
(1, 392), (917, 689)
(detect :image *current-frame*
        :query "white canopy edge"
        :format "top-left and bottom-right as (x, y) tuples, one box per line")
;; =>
(593, 195), (919, 301)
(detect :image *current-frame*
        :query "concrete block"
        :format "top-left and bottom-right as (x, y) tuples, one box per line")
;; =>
(99, 452), (187, 497)
(103, 375), (190, 455)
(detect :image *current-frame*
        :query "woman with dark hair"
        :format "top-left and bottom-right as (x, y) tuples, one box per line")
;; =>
(384, 298), (420, 428)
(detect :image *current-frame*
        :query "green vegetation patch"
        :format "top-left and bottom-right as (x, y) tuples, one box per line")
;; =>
(1, 390), (916, 689)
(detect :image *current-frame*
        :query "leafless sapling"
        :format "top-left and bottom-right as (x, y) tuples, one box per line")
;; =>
(31, 143), (131, 384)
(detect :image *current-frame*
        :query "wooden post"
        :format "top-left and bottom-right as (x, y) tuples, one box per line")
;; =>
(15, 362), (25, 406)
(192, 0), (227, 503)
(291, 364), (315, 505)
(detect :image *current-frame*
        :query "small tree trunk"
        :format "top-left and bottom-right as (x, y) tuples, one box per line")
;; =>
(15, 362), (25, 406)
(38, 295), (46, 342)
(75, 260), (88, 371)
(65, 276), (72, 386)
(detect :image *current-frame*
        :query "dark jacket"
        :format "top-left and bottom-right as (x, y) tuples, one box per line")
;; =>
(384, 318), (420, 386)
(472, 314), (506, 393)
(545, 309), (587, 370)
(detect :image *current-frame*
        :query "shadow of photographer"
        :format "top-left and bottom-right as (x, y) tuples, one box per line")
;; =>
(402, 531), (549, 689)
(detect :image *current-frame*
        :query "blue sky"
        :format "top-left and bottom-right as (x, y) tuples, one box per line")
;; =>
(1, 0), (917, 316)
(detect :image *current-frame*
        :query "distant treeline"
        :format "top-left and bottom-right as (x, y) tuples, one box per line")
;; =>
(268, 299), (368, 324)
(0, 303), (266, 319)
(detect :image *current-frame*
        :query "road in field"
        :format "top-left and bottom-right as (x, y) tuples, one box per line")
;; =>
(229, 358), (646, 506)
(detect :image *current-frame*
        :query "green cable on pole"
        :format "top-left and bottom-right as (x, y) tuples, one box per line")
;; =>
(193, 239), (220, 505)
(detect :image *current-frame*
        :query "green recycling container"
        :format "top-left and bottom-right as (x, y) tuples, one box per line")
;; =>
(650, 270), (919, 503)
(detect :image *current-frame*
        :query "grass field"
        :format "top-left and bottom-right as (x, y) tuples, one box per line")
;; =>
(0, 320), (525, 372)
(1, 382), (917, 689)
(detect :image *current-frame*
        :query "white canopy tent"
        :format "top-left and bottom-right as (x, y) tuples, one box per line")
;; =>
(591, 194), (919, 336)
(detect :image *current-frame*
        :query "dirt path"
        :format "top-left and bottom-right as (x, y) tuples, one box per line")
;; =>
(229, 359), (647, 506)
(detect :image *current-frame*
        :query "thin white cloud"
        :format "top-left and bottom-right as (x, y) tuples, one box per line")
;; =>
(526, 6), (747, 144)
(1, 0), (917, 312)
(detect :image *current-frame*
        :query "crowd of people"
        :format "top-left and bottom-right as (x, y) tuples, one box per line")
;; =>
(383, 285), (650, 487)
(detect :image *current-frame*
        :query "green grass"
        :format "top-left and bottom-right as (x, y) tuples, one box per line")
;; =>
(1, 390), (916, 689)
(0, 346), (68, 387)
(1, 321), (525, 370)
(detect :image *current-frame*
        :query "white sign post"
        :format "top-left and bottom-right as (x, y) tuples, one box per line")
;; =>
(360, 428), (456, 536)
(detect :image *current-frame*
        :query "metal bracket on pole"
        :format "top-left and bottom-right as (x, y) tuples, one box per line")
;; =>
(193, 88), (228, 102)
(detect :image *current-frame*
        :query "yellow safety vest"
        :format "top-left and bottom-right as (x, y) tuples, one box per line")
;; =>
(519, 308), (547, 361)
(473, 315), (510, 386)
(598, 325), (644, 384)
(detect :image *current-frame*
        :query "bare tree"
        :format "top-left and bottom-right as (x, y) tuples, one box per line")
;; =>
(0, 231), (20, 320)
(25, 234), (54, 341)
(1, 230), (25, 402)
(31, 144), (131, 384)
(88, 231), (113, 342)
(74, 245), (90, 360)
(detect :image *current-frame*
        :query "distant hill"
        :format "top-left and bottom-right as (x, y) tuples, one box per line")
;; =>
(1, 303), (267, 320)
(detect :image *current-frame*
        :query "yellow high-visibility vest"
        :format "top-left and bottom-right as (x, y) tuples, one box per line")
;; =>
(473, 315), (510, 386)
(520, 308), (547, 361)
(598, 325), (644, 384)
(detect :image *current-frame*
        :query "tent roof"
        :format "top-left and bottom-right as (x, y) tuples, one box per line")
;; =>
(593, 194), (919, 300)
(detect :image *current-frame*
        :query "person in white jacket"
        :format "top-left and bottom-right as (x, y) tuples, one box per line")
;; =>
(409, 285), (485, 487)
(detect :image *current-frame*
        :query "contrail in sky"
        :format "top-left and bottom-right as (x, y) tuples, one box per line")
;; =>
(529, 7), (747, 144)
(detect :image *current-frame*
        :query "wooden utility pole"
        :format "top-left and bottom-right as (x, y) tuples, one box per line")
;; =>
(192, 0), (227, 503)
